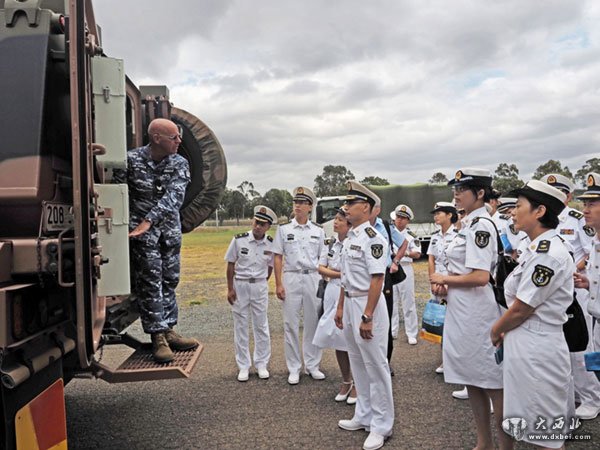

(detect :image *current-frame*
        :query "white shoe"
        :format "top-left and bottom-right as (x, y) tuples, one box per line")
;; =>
(407, 337), (417, 345)
(435, 365), (444, 374)
(576, 403), (600, 420)
(287, 372), (300, 385)
(346, 395), (357, 405)
(257, 367), (269, 379)
(363, 432), (386, 450)
(338, 419), (369, 431)
(490, 399), (494, 414)
(237, 369), (249, 382)
(305, 368), (326, 380)
(452, 387), (468, 400)
(335, 381), (353, 402)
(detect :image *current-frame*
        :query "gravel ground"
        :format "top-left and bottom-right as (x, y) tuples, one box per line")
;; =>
(65, 262), (599, 449)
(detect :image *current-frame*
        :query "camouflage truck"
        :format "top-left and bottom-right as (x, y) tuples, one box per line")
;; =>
(313, 184), (453, 254)
(0, 1), (226, 448)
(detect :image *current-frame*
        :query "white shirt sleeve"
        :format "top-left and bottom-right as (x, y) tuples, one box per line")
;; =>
(365, 236), (389, 275)
(516, 253), (562, 309)
(465, 220), (496, 272)
(224, 237), (238, 263)
(272, 225), (284, 255)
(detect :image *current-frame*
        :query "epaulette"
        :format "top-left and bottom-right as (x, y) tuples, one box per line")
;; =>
(267, 235), (273, 242)
(569, 210), (584, 220)
(311, 222), (323, 228)
(279, 220), (290, 226)
(365, 227), (377, 238)
(470, 217), (480, 227)
(431, 230), (440, 235)
(584, 225), (595, 237)
(235, 232), (249, 239)
(536, 240), (551, 253)
(407, 230), (418, 238)
(500, 214), (510, 220)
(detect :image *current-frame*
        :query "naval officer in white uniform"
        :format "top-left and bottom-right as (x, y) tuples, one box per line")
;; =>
(273, 186), (326, 385)
(225, 205), (277, 381)
(430, 168), (509, 450)
(491, 180), (575, 449)
(335, 181), (393, 450)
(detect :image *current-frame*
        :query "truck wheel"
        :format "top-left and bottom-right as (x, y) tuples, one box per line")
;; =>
(171, 107), (227, 233)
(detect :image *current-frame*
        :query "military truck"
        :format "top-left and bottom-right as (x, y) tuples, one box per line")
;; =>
(0, 1), (226, 448)
(313, 184), (452, 254)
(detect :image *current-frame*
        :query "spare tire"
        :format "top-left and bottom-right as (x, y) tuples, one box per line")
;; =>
(171, 107), (227, 233)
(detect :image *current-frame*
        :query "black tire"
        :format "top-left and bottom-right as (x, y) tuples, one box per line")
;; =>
(171, 107), (227, 233)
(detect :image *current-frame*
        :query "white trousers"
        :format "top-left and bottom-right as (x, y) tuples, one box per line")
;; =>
(282, 271), (322, 373)
(343, 293), (394, 437)
(571, 288), (600, 407)
(392, 264), (419, 339)
(232, 279), (271, 370)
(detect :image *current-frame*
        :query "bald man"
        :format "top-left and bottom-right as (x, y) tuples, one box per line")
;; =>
(113, 118), (199, 363)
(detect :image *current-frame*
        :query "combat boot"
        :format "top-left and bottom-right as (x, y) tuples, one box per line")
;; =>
(151, 332), (174, 363)
(165, 328), (199, 351)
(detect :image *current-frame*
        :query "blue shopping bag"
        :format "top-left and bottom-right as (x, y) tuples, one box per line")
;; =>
(584, 352), (600, 382)
(421, 299), (446, 343)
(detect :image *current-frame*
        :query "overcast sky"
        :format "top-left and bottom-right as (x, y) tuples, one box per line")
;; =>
(94, 0), (600, 193)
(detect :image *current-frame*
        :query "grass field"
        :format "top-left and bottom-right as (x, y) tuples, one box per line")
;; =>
(179, 227), (433, 310)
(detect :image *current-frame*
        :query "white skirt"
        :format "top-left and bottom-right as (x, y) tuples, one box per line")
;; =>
(503, 322), (574, 448)
(312, 281), (347, 351)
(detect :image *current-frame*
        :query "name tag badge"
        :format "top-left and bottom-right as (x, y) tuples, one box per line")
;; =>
(287, 234), (295, 241)
(350, 245), (361, 251)
(264, 250), (272, 255)
(241, 248), (249, 255)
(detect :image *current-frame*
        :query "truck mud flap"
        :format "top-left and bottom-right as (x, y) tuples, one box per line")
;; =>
(91, 334), (203, 383)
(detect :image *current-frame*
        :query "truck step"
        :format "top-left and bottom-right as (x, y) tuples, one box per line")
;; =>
(91, 337), (203, 383)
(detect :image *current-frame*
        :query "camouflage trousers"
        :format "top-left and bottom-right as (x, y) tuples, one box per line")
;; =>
(130, 236), (181, 334)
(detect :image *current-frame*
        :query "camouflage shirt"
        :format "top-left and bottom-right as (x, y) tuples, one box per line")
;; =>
(112, 145), (190, 233)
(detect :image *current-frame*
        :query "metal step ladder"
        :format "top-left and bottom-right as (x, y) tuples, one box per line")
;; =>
(91, 333), (203, 383)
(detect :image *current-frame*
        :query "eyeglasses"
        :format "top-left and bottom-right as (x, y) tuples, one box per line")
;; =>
(344, 199), (367, 206)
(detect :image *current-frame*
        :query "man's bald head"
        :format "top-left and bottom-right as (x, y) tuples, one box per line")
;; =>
(148, 118), (178, 135)
(147, 118), (182, 161)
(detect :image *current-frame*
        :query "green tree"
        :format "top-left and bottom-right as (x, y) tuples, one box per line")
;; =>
(237, 181), (260, 217)
(261, 188), (293, 218)
(428, 172), (448, 184)
(532, 160), (573, 180)
(360, 176), (390, 186)
(313, 165), (355, 197)
(493, 163), (522, 194)
(220, 188), (248, 224)
(575, 158), (600, 187)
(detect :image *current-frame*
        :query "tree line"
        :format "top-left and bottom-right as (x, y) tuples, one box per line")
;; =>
(217, 158), (600, 221)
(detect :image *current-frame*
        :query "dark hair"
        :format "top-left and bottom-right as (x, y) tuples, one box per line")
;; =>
(450, 212), (459, 223)
(466, 184), (492, 202)
(524, 197), (560, 229)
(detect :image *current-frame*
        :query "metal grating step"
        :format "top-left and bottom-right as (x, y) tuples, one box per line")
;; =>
(92, 342), (204, 383)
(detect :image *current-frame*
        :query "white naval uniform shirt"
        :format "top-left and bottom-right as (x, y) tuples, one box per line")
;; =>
(398, 228), (420, 264)
(558, 207), (593, 265)
(586, 235), (600, 318)
(272, 218), (324, 271)
(498, 215), (527, 258)
(224, 231), (274, 278)
(505, 230), (574, 325)
(319, 237), (343, 273)
(427, 227), (458, 274)
(341, 221), (389, 292)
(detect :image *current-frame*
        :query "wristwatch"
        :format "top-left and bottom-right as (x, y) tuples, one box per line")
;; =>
(361, 314), (373, 324)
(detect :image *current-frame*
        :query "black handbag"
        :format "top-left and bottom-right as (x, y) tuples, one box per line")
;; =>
(316, 279), (327, 318)
(478, 217), (518, 308)
(563, 292), (589, 352)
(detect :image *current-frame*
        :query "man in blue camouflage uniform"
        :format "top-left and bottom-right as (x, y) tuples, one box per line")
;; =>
(113, 118), (199, 363)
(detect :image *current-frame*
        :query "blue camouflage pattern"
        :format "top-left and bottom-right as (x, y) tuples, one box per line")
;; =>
(113, 145), (191, 333)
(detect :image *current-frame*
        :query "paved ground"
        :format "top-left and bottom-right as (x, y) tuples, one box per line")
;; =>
(65, 262), (599, 449)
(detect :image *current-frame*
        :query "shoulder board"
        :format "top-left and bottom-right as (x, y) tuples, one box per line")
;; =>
(470, 217), (480, 227)
(407, 230), (418, 238)
(267, 235), (273, 242)
(569, 210), (583, 220)
(279, 220), (290, 226)
(235, 232), (249, 239)
(365, 227), (377, 238)
(311, 221), (322, 228)
(536, 240), (551, 253)
(431, 230), (440, 235)
(500, 214), (510, 220)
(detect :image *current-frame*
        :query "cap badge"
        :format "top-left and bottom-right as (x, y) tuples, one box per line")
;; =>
(259, 207), (267, 214)
(588, 174), (595, 187)
(297, 187), (304, 194)
(400, 206), (407, 212)
(455, 170), (462, 180)
(547, 175), (557, 184)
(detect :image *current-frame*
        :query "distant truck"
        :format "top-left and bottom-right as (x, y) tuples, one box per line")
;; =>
(0, 1), (226, 448)
(313, 184), (452, 254)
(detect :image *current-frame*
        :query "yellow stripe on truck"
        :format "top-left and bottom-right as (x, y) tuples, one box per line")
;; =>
(15, 404), (40, 450)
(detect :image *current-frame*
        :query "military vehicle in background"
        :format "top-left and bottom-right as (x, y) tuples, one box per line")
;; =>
(0, 1), (226, 448)
(314, 184), (452, 254)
